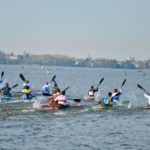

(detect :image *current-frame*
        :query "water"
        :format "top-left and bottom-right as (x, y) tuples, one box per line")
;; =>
(0, 65), (150, 150)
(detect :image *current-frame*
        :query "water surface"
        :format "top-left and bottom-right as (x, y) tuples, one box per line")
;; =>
(0, 65), (150, 150)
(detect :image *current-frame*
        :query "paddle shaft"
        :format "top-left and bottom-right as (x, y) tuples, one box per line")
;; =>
(96, 77), (104, 89)
(121, 79), (126, 89)
(51, 75), (56, 83)
(61, 86), (70, 95)
(137, 84), (150, 95)
(11, 84), (18, 89)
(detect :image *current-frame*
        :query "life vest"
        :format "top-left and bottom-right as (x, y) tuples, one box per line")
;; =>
(54, 93), (70, 106)
(48, 92), (60, 106)
(103, 96), (113, 104)
(103, 96), (110, 104)
(88, 89), (94, 96)
(49, 100), (58, 106)
(22, 89), (31, 94)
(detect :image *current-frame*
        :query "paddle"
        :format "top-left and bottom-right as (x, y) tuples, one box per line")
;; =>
(68, 98), (81, 102)
(96, 77), (104, 89)
(137, 84), (150, 95)
(61, 86), (70, 95)
(1, 71), (4, 80)
(20, 73), (26, 82)
(11, 84), (18, 89)
(58, 85), (81, 102)
(52, 78), (58, 87)
(51, 75), (56, 83)
(121, 79), (126, 89)
(0, 71), (4, 83)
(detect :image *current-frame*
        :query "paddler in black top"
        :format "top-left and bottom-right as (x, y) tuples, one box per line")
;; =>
(0, 82), (12, 96)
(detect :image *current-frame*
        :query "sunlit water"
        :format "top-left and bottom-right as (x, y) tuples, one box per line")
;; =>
(0, 65), (150, 150)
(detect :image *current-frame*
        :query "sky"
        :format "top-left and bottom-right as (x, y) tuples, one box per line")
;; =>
(0, 0), (150, 60)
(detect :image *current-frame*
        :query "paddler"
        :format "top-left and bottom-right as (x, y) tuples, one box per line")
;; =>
(87, 86), (98, 100)
(22, 86), (33, 100)
(42, 82), (51, 96)
(22, 80), (33, 100)
(0, 82), (12, 96)
(112, 88), (122, 105)
(48, 88), (70, 109)
(99, 92), (113, 108)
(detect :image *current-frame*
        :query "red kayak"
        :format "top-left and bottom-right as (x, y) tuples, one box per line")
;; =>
(34, 103), (83, 111)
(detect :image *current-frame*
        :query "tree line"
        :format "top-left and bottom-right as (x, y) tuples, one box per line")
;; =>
(0, 50), (150, 69)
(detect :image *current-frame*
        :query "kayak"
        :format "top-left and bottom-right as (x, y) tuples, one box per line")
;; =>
(0, 94), (21, 101)
(83, 96), (95, 101)
(143, 106), (150, 109)
(138, 106), (150, 110)
(0, 95), (33, 101)
(33, 100), (83, 111)
(91, 100), (131, 111)
(0, 91), (42, 101)
(12, 90), (42, 96)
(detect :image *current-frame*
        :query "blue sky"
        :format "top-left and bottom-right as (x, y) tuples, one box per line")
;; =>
(0, 0), (150, 60)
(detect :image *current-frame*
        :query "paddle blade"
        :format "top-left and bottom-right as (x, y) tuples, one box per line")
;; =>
(51, 75), (56, 82)
(73, 99), (81, 102)
(1, 71), (4, 79)
(68, 98), (81, 102)
(121, 79), (126, 88)
(20, 73), (26, 82)
(99, 77), (104, 84)
(137, 84), (150, 95)
(97, 77), (104, 88)
(12, 84), (18, 89)
(137, 84), (143, 90)
(61, 86), (70, 95)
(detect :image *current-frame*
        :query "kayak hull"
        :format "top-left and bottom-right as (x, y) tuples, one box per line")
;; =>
(34, 103), (83, 111)
(83, 96), (95, 101)
(0, 91), (42, 101)
(91, 100), (131, 111)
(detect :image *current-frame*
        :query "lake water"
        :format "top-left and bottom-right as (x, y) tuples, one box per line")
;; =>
(0, 65), (150, 150)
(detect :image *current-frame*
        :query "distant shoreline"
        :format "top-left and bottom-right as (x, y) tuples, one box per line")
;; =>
(0, 51), (150, 69)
